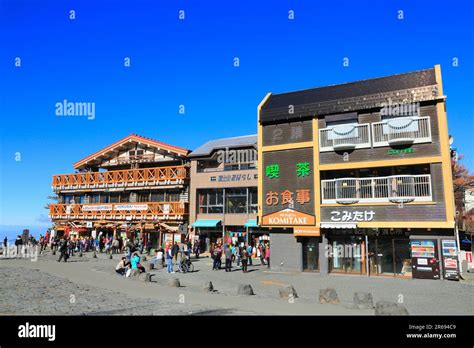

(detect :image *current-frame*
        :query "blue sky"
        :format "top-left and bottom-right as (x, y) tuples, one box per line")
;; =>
(0, 0), (473, 239)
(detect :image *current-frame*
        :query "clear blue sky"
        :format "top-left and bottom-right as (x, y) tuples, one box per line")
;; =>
(0, 0), (473, 238)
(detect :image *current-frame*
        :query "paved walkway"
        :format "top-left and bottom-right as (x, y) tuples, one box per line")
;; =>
(1, 251), (473, 315)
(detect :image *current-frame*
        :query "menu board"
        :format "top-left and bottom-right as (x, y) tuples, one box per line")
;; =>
(411, 240), (436, 258)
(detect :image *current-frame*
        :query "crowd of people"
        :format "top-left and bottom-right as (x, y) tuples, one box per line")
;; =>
(210, 241), (270, 273)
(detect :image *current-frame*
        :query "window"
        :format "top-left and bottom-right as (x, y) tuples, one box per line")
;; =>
(91, 194), (100, 203)
(226, 188), (247, 214)
(151, 192), (165, 202)
(109, 193), (120, 203)
(248, 187), (258, 213)
(197, 189), (224, 214)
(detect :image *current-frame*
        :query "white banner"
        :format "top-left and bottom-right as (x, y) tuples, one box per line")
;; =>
(115, 204), (148, 211)
(82, 205), (113, 211)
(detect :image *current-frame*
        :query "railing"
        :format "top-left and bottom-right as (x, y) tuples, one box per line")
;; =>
(372, 116), (431, 147)
(321, 174), (432, 204)
(52, 165), (189, 191)
(319, 123), (371, 152)
(49, 202), (188, 220)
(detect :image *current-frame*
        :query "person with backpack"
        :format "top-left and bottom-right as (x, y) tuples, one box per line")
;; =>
(247, 244), (253, 266)
(241, 245), (249, 273)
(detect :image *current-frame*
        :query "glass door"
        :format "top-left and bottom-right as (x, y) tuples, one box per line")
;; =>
(302, 237), (319, 271)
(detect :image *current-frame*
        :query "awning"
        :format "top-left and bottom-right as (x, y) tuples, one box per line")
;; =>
(192, 219), (221, 228)
(320, 222), (357, 229)
(244, 219), (258, 228)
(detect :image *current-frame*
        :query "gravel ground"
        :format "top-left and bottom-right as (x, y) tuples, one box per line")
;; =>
(1, 250), (473, 315)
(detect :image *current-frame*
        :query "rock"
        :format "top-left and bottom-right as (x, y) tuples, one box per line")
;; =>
(138, 273), (153, 282)
(375, 301), (409, 315)
(237, 284), (254, 296)
(353, 292), (373, 309)
(167, 278), (180, 287)
(147, 263), (154, 271)
(279, 285), (298, 299)
(319, 288), (339, 304)
(203, 281), (214, 292)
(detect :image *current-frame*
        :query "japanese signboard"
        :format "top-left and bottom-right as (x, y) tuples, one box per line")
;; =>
(330, 210), (375, 222)
(261, 148), (315, 225)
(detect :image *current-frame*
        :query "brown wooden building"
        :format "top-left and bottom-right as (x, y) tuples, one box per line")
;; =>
(49, 134), (190, 247)
(258, 65), (458, 279)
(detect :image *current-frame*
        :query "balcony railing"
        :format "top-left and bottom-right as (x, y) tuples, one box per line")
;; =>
(52, 165), (189, 191)
(321, 174), (432, 204)
(49, 202), (188, 220)
(372, 116), (431, 147)
(319, 123), (371, 152)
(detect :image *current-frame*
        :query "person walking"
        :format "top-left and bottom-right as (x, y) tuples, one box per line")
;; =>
(234, 244), (241, 267)
(193, 241), (200, 259)
(241, 245), (249, 273)
(265, 244), (270, 269)
(224, 244), (232, 272)
(165, 244), (174, 274)
(247, 244), (253, 266)
(57, 238), (68, 262)
(15, 235), (23, 254)
(177, 243), (184, 273)
(258, 243), (265, 266)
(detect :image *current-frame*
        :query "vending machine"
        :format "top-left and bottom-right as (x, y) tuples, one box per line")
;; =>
(441, 239), (459, 281)
(410, 239), (440, 279)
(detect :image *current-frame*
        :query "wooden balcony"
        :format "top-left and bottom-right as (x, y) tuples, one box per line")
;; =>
(49, 202), (188, 221)
(52, 165), (189, 192)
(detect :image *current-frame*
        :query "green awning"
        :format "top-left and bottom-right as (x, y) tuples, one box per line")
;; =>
(244, 219), (258, 227)
(192, 219), (221, 228)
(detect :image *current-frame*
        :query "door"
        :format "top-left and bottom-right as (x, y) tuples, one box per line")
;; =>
(303, 237), (319, 271)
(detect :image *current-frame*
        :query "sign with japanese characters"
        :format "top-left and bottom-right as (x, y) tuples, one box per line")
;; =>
(330, 210), (375, 222)
(262, 209), (315, 226)
(261, 148), (315, 222)
(210, 173), (257, 182)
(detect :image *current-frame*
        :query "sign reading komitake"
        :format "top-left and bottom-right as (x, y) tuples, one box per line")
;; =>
(262, 148), (315, 226)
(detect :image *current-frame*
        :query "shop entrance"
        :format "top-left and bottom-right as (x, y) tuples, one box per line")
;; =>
(328, 234), (365, 275)
(302, 237), (319, 271)
(368, 236), (411, 277)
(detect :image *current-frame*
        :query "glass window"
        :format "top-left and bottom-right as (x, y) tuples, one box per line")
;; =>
(197, 189), (223, 214)
(226, 188), (247, 214)
(91, 194), (100, 203)
(109, 193), (120, 203)
(151, 192), (165, 202)
(248, 187), (258, 213)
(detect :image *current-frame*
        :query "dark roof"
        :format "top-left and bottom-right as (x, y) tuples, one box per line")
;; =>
(189, 135), (257, 158)
(260, 67), (439, 124)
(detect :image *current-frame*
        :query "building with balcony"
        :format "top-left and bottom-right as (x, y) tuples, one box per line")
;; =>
(188, 135), (269, 252)
(258, 65), (457, 279)
(49, 134), (190, 247)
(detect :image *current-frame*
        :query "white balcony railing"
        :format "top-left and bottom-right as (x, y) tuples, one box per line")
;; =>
(321, 174), (432, 204)
(372, 116), (431, 147)
(319, 123), (371, 152)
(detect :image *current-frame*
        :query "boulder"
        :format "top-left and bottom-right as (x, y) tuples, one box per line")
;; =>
(138, 272), (153, 282)
(279, 285), (298, 299)
(375, 301), (409, 316)
(353, 292), (374, 309)
(167, 278), (181, 287)
(203, 281), (214, 292)
(319, 288), (339, 304)
(237, 284), (254, 296)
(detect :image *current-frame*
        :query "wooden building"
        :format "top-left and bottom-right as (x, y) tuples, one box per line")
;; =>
(258, 65), (458, 279)
(49, 134), (190, 247)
